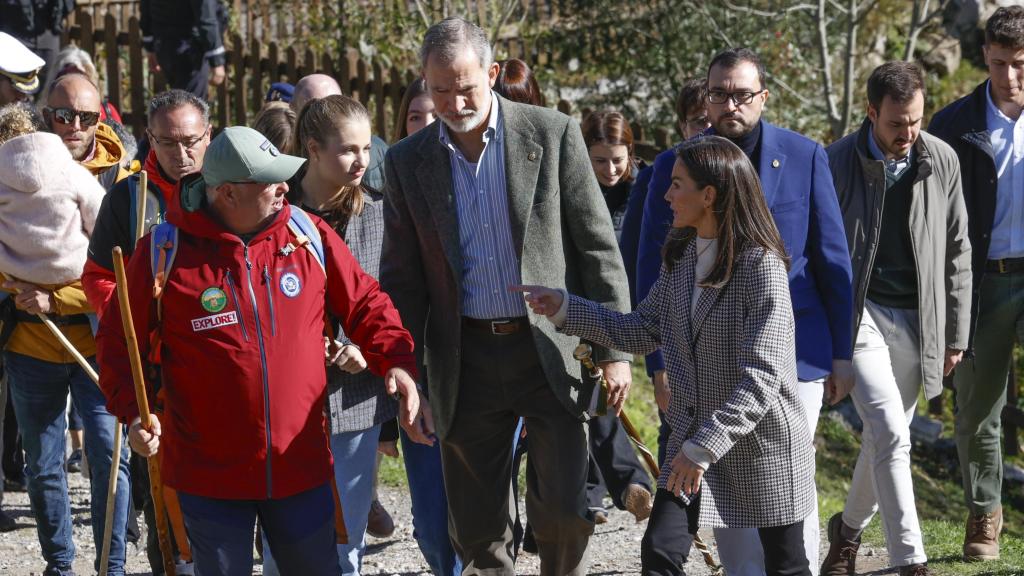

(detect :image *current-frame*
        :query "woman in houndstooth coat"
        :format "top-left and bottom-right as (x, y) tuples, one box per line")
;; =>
(516, 136), (816, 576)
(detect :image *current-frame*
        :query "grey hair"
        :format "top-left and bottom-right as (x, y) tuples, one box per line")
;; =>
(419, 17), (492, 70)
(148, 89), (210, 126)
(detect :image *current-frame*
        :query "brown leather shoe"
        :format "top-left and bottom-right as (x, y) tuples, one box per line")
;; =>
(623, 483), (653, 522)
(897, 563), (932, 576)
(963, 507), (1002, 561)
(819, 512), (860, 576)
(366, 499), (395, 539)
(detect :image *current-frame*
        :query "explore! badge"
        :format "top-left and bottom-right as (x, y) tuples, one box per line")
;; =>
(201, 286), (228, 313)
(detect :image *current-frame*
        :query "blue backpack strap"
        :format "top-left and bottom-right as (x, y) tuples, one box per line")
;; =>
(150, 221), (179, 320)
(286, 206), (326, 275)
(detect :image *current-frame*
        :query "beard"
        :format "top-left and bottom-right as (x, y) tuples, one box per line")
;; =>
(713, 113), (756, 139)
(440, 106), (488, 134)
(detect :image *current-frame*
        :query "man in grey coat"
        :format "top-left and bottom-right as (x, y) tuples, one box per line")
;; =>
(379, 17), (632, 576)
(822, 61), (972, 576)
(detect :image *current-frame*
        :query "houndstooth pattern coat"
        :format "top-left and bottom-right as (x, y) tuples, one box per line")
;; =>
(561, 242), (816, 529)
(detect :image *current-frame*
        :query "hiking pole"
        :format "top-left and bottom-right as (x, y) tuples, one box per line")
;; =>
(98, 421), (123, 576)
(7, 284), (100, 383)
(574, 344), (724, 575)
(112, 246), (176, 576)
(135, 171), (148, 241)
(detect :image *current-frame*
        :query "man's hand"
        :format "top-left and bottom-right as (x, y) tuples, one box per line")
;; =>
(329, 344), (367, 374)
(944, 348), (964, 376)
(667, 451), (704, 497)
(378, 440), (399, 457)
(600, 360), (632, 415)
(653, 370), (670, 413)
(386, 367), (436, 446)
(826, 358), (855, 405)
(209, 65), (226, 86)
(128, 414), (161, 457)
(4, 280), (55, 314)
(510, 284), (564, 317)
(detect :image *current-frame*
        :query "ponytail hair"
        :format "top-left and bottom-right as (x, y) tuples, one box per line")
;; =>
(294, 94), (371, 230)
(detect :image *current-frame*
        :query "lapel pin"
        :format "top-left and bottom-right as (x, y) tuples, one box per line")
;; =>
(772, 159), (780, 168)
(528, 151), (537, 161)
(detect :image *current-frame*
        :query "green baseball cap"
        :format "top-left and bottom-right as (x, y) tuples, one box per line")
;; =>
(180, 126), (305, 212)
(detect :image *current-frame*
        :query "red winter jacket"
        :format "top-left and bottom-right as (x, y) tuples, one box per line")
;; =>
(96, 199), (416, 500)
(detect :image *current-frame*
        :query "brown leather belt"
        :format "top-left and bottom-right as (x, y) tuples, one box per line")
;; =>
(985, 257), (1024, 274)
(462, 316), (530, 335)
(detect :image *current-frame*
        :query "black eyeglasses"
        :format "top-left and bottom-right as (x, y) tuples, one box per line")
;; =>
(44, 106), (101, 128)
(707, 90), (766, 106)
(147, 127), (210, 151)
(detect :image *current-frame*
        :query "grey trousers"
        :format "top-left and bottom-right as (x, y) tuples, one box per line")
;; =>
(441, 326), (593, 576)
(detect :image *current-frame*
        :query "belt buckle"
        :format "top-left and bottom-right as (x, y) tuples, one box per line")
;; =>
(999, 259), (1007, 274)
(490, 319), (510, 335)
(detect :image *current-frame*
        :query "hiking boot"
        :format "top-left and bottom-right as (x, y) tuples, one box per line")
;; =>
(623, 483), (653, 522)
(366, 499), (395, 538)
(0, 507), (15, 532)
(897, 563), (932, 576)
(66, 448), (83, 473)
(963, 507), (1002, 561)
(819, 512), (860, 576)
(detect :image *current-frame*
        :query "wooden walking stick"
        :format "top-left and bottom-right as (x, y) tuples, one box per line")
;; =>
(112, 246), (176, 576)
(574, 344), (724, 575)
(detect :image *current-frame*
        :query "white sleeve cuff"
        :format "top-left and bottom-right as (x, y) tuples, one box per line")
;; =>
(549, 289), (570, 328)
(682, 440), (713, 470)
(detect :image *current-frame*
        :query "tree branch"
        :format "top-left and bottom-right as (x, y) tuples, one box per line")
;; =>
(721, 1), (818, 18)
(816, 0), (842, 128)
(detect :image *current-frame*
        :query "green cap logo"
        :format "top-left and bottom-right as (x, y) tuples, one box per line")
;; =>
(200, 287), (227, 313)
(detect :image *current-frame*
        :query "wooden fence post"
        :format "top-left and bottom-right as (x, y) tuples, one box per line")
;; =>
(232, 34), (247, 126)
(372, 61), (386, 136)
(104, 13), (121, 111)
(80, 11), (95, 59)
(128, 16), (145, 136)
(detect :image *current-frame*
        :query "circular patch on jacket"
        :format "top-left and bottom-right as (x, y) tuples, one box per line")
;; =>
(280, 272), (301, 298)
(200, 287), (227, 312)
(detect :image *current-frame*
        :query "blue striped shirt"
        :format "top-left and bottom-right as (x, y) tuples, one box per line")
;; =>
(985, 81), (1024, 259)
(438, 93), (527, 319)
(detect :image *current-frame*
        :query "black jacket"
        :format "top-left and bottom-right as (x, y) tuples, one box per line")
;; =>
(140, 0), (226, 67)
(928, 81), (997, 349)
(0, 0), (74, 37)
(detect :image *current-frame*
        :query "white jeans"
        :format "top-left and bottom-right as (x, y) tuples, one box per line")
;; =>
(841, 300), (926, 566)
(714, 378), (824, 576)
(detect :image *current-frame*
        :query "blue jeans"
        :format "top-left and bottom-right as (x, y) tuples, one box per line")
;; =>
(401, 429), (462, 576)
(5, 351), (131, 575)
(264, 425), (380, 576)
(179, 482), (339, 576)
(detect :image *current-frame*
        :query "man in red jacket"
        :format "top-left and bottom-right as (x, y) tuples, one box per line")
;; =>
(96, 126), (422, 575)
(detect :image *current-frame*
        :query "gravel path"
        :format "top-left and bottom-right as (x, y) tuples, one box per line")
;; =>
(0, 472), (891, 575)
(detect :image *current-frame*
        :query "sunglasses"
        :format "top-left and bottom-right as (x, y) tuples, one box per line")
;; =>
(44, 107), (101, 128)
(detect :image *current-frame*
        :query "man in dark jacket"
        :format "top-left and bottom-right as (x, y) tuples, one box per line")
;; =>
(141, 0), (226, 100)
(0, 0), (73, 94)
(928, 5), (1024, 562)
(822, 61), (971, 576)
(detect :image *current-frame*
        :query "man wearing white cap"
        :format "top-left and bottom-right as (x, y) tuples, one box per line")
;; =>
(0, 32), (44, 106)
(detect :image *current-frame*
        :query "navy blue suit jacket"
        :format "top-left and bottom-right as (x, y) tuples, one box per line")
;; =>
(635, 122), (853, 380)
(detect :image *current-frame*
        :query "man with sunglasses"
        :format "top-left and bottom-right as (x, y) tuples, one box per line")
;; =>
(44, 73), (130, 191)
(647, 48), (853, 576)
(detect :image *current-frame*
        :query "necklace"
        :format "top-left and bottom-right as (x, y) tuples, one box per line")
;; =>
(696, 238), (716, 258)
